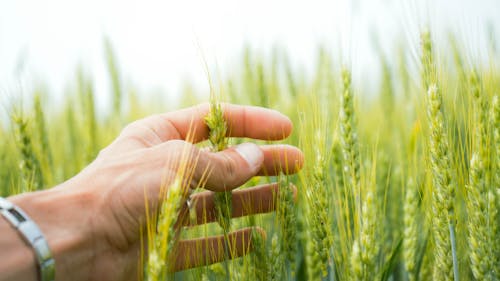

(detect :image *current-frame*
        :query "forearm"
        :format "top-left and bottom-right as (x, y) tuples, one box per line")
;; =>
(2, 182), (96, 281)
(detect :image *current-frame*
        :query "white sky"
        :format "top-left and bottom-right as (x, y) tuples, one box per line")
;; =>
(0, 0), (499, 113)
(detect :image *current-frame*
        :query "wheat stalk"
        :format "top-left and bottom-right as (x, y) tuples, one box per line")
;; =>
(350, 177), (378, 281)
(13, 114), (44, 192)
(306, 130), (334, 279)
(276, 173), (297, 278)
(421, 30), (458, 281)
(340, 68), (361, 194)
(465, 74), (499, 280)
(466, 154), (498, 280)
(205, 97), (232, 232)
(426, 84), (458, 281)
(490, 95), (500, 275)
(251, 228), (269, 281)
(204, 93), (234, 280)
(269, 233), (284, 281)
(146, 179), (184, 281)
(403, 178), (419, 281)
(33, 93), (54, 185)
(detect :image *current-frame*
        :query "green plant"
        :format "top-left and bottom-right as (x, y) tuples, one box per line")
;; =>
(1, 26), (499, 281)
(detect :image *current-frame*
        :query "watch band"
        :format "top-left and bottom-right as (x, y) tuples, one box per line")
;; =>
(0, 197), (55, 281)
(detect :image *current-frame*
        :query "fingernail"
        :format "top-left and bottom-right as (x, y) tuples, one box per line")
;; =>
(235, 143), (263, 171)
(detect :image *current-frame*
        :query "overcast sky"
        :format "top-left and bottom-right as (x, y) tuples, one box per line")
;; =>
(0, 0), (499, 111)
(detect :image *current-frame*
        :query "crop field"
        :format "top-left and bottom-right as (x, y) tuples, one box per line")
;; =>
(0, 29), (499, 281)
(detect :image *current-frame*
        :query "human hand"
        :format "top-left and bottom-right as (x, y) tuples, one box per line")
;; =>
(8, 103), (304, 281)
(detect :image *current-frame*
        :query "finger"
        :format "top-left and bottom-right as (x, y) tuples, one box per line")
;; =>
(201, 144), (304, 176)
(258, 144), (305, 176)
(172, 227), (265, 272)
(151, 141), (303, 192)
(179, 183), (298, 226)
(194, 142), (265, 191)
(119, 103), (293, 147)
(143, 140), (263, 193)
(195, 144), (304, 190)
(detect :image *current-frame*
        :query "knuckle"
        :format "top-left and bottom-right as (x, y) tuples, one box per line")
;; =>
(221, 153), (238, 186)
(165, 139), (193, 154)
(121, 120), (141, 135)
(161, 140), (199, 166)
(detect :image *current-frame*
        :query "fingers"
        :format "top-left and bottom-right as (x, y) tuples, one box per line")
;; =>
(178, 183), (297, 226)
(119, 103), (293, 147)
(171, 227), (265, 272)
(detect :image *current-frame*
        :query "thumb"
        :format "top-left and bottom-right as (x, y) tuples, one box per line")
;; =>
(196, 143), (264, 191)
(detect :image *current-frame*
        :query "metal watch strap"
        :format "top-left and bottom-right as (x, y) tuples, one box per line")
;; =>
(0, 197), (55, 281)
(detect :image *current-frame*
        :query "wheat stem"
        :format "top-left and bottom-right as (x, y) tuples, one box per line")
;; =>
(427, 84), (457, 281)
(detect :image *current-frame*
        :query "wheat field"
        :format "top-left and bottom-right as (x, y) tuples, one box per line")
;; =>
(1, 29), (499, 281)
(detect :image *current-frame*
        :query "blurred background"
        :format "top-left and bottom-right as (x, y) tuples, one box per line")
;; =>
(0, 0), (499, 113)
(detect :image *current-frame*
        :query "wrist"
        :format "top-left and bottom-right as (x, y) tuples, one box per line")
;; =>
(9, 182), (96, 281)
(0, 212), (37, 281)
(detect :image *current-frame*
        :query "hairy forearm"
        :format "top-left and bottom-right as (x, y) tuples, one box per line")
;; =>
(1, 181), (96, 281)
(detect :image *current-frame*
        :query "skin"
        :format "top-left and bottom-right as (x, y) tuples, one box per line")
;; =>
(0, 103), (304, 281)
